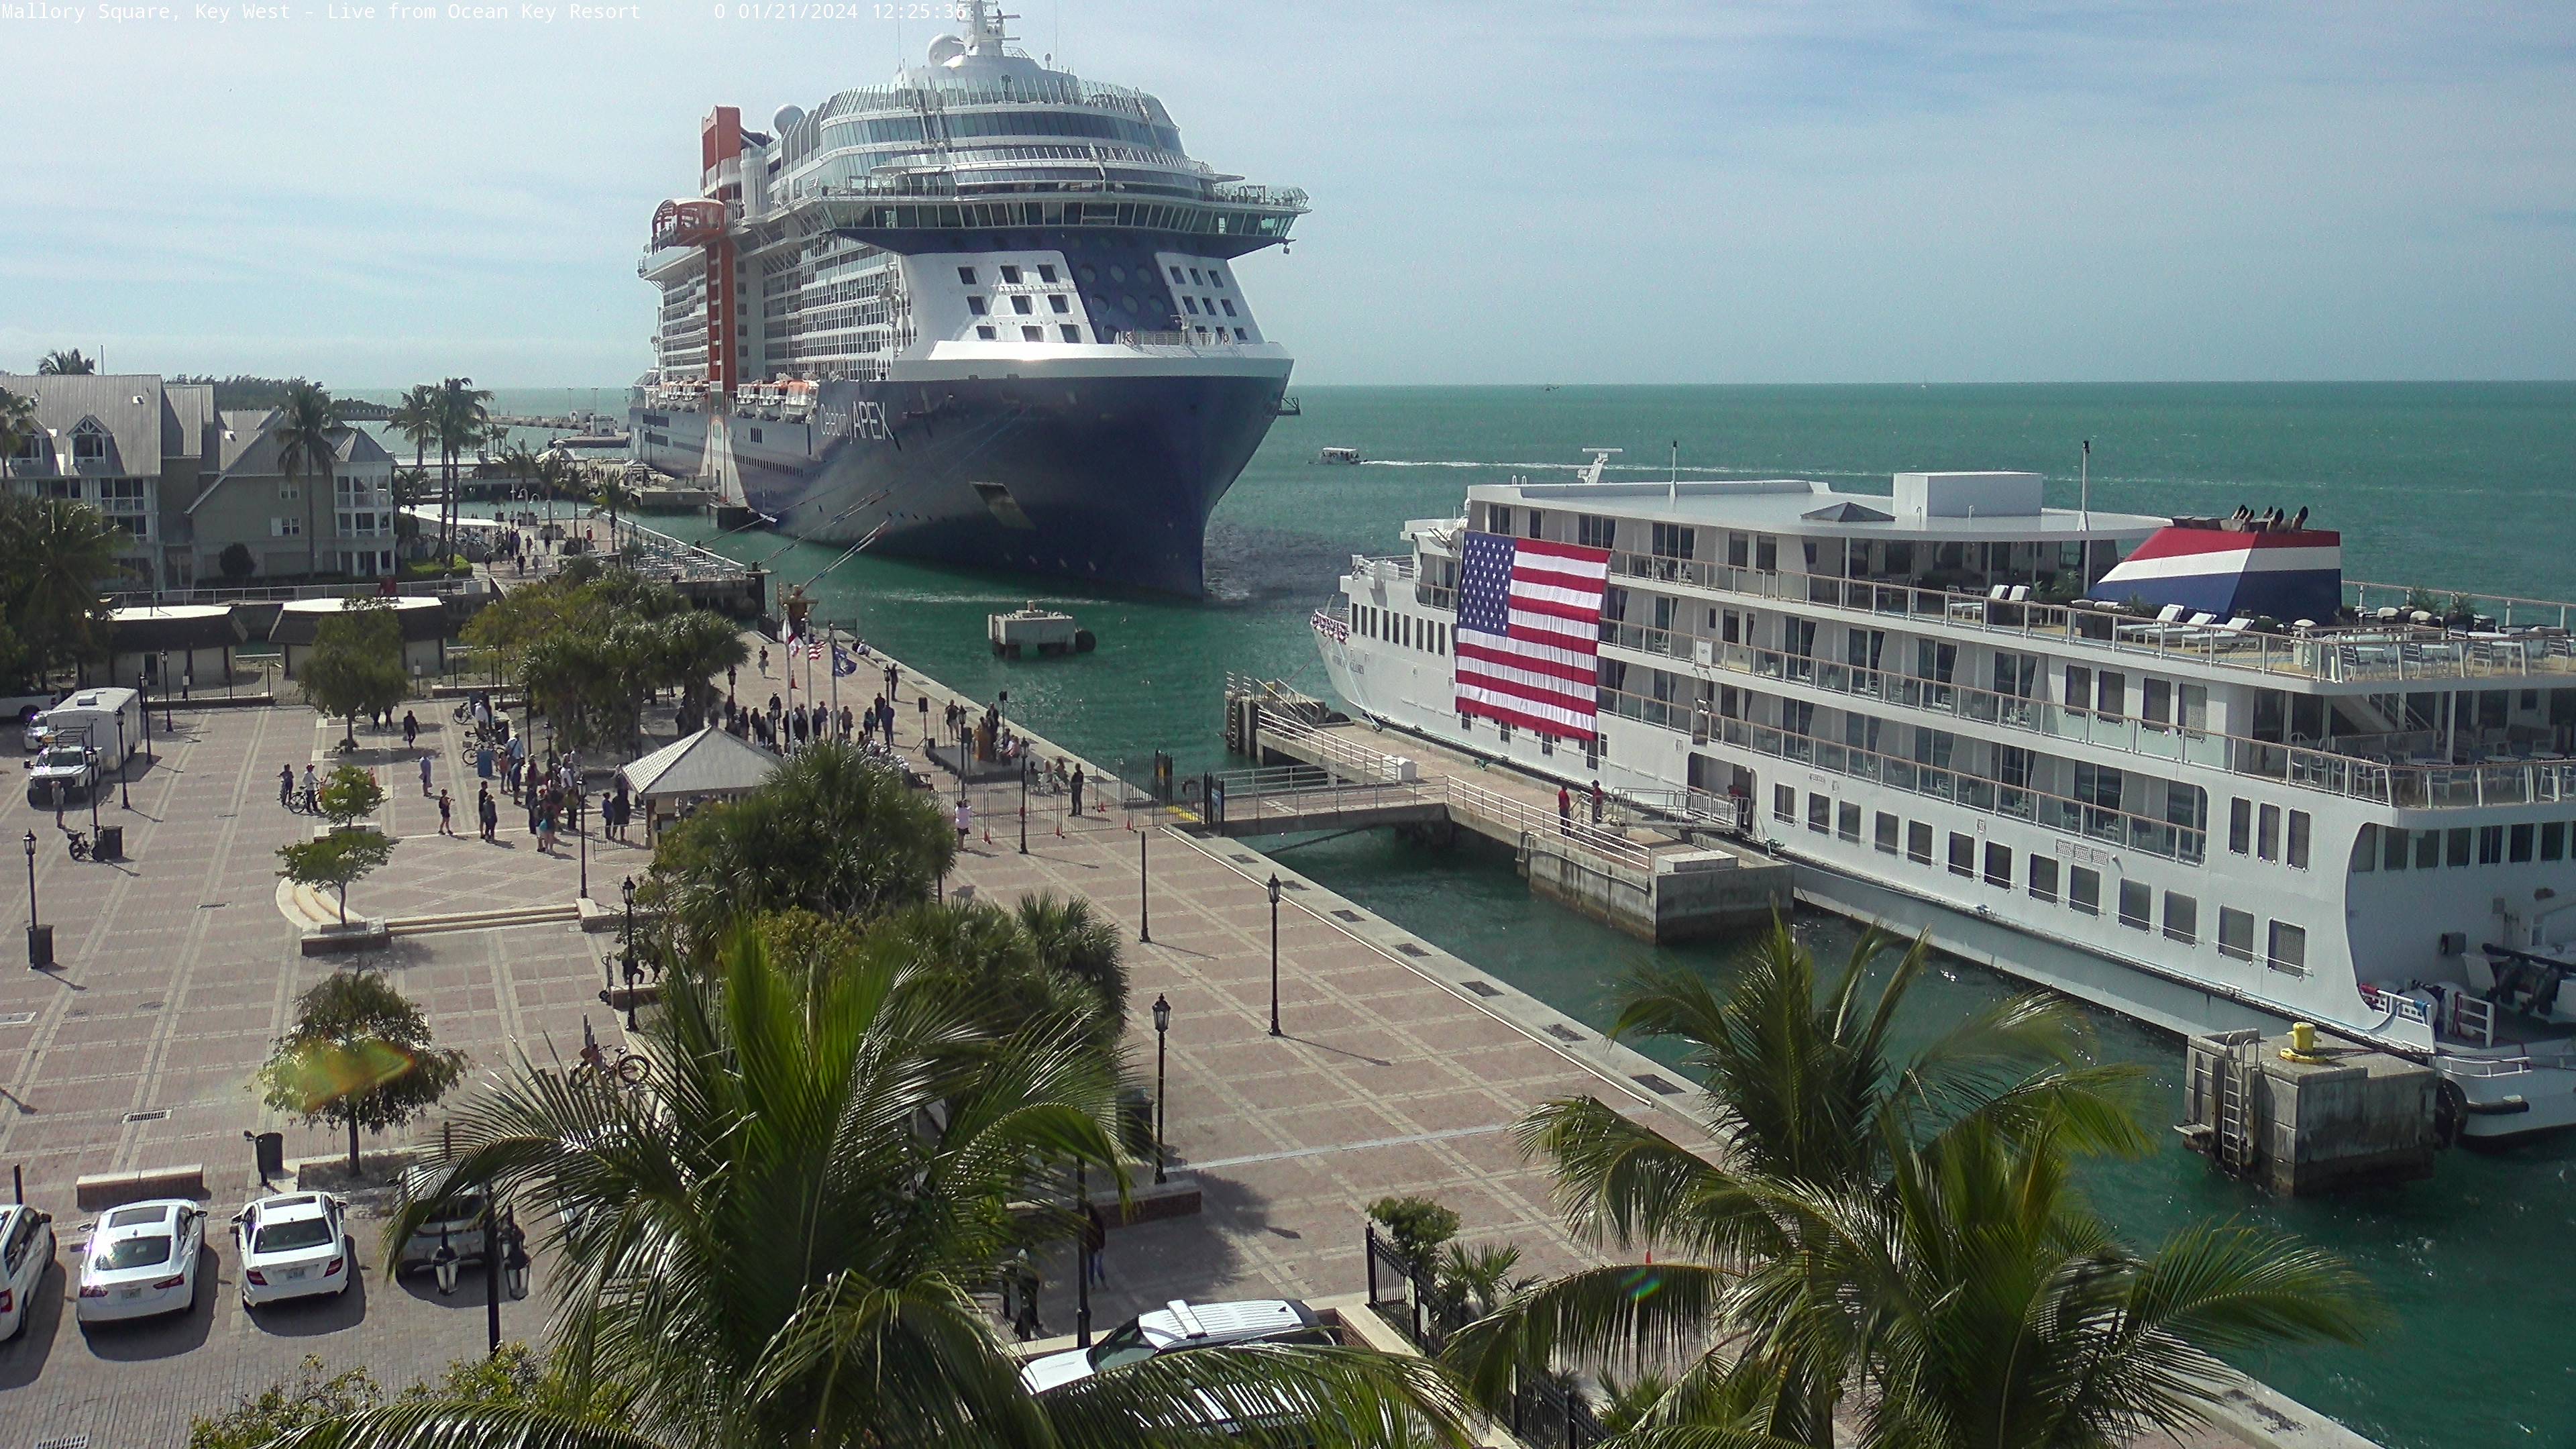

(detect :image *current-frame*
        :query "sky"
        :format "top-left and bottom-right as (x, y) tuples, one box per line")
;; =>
(3, 0), (2571, 388)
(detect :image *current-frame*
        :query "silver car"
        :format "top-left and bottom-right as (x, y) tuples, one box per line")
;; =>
(394, 1166), (487, 1273)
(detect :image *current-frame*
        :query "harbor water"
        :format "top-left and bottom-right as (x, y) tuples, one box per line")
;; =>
(625, 382), (2576, 1448)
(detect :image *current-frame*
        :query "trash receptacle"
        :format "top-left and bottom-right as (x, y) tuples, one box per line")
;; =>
(25, 924), (52, 970)
(249, 1130), (286, 1185)
(94, 824), (123, 862)
(1118, 1085), (1152, 1153)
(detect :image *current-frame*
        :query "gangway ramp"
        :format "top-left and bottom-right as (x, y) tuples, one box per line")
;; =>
(1202, 763), (1446, 837)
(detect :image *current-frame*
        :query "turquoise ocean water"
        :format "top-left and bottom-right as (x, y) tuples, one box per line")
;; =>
(629, 384), (2571, 1448)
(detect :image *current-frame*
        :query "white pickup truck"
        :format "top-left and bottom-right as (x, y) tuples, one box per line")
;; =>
(25, 742), (99, 807)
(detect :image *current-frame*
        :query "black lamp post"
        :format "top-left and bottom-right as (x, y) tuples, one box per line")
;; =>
(23, 831), (43, 971)
(1073, 1163), (1091, 1348)
(577, 792), (590, 900)
(1152, 994), (1171, 1185)
(116, 714), (129, 810)
(1267, 875), (1283, 1037)
(1138, 825), (1150, 944)
(620, 876), (639, 1030)
(482, 1191), (503, 1356)
(1018, 758), (1029, 855)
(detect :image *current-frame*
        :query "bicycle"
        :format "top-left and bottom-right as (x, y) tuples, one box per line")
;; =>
(64, 830), (91, 863)
(574, 1020), (650, 1089)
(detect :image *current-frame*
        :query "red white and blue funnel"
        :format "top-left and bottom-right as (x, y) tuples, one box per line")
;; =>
(2089, 523), (2342, 621)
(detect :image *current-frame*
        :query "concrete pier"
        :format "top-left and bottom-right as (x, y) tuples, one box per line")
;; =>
(2180, 1029), (2438, 1195)
(1214, 702), (1788, 943)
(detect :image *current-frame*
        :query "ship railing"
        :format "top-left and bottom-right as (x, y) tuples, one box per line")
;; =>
(2347, 579), (2576, 633)
(1597, 619), (2576, 811)
(1602, 687), (2212, 865)
(1598, 549), (2576, 685)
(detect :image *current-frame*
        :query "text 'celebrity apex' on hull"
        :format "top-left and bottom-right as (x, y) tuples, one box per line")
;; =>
(629, 0), (1304, 595)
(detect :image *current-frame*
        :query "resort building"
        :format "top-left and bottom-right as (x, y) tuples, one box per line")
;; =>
(0, 372), (396, 588)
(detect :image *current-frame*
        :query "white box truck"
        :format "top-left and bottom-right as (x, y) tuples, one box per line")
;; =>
(23, 688), (142, 805)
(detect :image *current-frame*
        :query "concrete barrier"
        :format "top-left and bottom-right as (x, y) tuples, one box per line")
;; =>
(75, 1163), (207, 1210)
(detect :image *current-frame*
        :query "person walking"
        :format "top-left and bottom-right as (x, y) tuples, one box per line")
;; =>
(437, 788), (455, 837)
(478, 784), (498, 842)
(419, 753), (434, 797)
(955, 796), (972, 847)
(1590, 779), (1605, 825)
(759, 646), (770, 676)
(1082, 1201), (1108, 1285)
(1558, 784), (1572, 836)
(278, 763), (294, 811)
(402, 710), (419, 749)
(1008, 1249), (1044, 1342)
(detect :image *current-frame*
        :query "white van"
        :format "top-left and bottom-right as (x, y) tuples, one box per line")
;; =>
(32, 688), (142, 771)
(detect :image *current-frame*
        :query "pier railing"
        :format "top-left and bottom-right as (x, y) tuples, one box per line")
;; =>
(1252, 712), (1658, 873)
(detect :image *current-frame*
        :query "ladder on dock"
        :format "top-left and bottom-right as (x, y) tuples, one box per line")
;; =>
(2213, 1038), (2259, 1176)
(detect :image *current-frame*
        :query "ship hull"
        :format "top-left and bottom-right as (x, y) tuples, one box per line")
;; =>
(633, 365), (1289, 596)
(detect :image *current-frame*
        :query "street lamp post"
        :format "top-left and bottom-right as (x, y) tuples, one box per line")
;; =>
(116, 714), (129, 810)
(1152, 994), (1171, 1185)
(483, 1191), (503, 1356)
(1267, 875), (1282, 1038)
(578, 792), (590, 900)
(1138, 824), (1150, 945)
(1073, 1163), (1091, 1348)
(23, 831), (43, 971)
(619, 876), (638, 1028)
(1018, 758), (1029, 855)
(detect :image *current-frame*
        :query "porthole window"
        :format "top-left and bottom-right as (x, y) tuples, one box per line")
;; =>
(1079, 264), (1097, 284)
(1120, 293), (1138, 313)
(1109, 264), (1127, 282)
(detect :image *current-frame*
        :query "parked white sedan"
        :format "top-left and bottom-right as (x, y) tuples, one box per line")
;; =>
(0, 1203), (57, 1340)
(74, 1199), (205, 1324)
(233, 1193), (354, 1307)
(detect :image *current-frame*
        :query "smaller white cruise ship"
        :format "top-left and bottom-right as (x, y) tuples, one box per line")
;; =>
(1316, 460), (2576, 1141)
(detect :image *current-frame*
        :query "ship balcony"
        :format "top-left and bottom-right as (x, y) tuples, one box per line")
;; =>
(1595, 549), (2576, 687)
(1597, 625), (2576, 813)
(1600, 685), (2215, 868)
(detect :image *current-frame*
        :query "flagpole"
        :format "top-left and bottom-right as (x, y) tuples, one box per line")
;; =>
(829, 622), (842, 722)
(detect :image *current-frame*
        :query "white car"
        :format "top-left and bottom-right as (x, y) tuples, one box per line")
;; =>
(233, 1193), (354, 1307)
(74, 1199), (205, 1324)
(0, 1203), (57, 1340)
(1020, 1298), (1328, 1393)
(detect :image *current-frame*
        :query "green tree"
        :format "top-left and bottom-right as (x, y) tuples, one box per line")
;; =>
(1716, 1114), (2374, 1449)
(272, 378), (341, 576)
(1016, 890), (1129, 1040)
(339, 929), (1459, 1449)
(188, 1356), (386, 1449)
(0, 493), (121, 676)
(217, 541), (256, 580)
(1367, 1195), (1462, 1279)
(434, 378), (492, 571)
(277, 830), (397, 926)
(1446, 921), (2153, 1445)
(646, 740), (954, 955)
(314, 762), (387, 832)
(0, 385), (38, 462)
(258, 969), (464, 1174)
(302, 601), (410, 747)
(36, 348), (95, 375)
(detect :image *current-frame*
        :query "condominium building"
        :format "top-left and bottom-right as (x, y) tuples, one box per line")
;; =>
(0, 372), (395, 588)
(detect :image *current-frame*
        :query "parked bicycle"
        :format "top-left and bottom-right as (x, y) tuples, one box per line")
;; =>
(64, 830), (91, 863)
(574, 1020), (650, 1089)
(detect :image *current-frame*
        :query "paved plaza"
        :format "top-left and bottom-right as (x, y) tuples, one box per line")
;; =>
(0, 655), (2252, 1449)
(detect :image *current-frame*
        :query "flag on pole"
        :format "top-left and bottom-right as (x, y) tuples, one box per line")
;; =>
(1452, 531), (1611, 740)
(832, 645), (859, 678)
(808, 641), (824, 661)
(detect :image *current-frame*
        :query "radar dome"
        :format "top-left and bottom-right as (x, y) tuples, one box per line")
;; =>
(772, 104), (805, 137)
(926, 34), (966, 66)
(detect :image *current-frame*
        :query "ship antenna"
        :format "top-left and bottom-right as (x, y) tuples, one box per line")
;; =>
(1668, 438), (1678, 505)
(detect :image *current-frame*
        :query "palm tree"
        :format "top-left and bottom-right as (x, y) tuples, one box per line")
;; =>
(1721, 1115), (2375, 1449)
(0, 494), (123, 675)
(36, 348), (95, 376)
(0, 386), (40, 470)
(336, 930), (1462, 1449)
(434, 377), (492, 569)
(272, 380), (341, 577)
(1016, 891), (1128, 1041)
(1446, 920), (2154, 1445)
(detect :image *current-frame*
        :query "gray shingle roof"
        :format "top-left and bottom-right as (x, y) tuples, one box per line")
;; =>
(619, 727), (780, 800)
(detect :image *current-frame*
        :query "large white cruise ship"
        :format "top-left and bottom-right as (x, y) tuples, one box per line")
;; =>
(1316, 460), (2576, 1140)
(631, 1), (1305, 594)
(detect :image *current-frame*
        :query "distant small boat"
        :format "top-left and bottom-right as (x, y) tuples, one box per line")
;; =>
(1317, 447), (1362, 465)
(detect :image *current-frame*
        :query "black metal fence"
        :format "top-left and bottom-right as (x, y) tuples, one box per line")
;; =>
(1360, 1227), (1607, 1449)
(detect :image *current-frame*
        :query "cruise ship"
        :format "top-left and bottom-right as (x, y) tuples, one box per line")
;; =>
(1316, 460), (2576, 1140)
(630, 1), (1304, 594)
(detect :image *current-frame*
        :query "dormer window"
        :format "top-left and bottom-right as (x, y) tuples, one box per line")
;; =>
(71, 419), (107, 462)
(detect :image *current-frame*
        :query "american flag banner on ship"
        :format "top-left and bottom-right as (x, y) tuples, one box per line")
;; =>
(1452, 531), (1612, 740)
